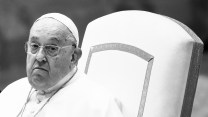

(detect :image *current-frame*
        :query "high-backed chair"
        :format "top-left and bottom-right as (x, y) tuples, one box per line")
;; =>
(78, 10), (203, 117)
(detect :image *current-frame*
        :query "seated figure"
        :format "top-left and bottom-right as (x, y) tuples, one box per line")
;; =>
(0, 13), (123, 117)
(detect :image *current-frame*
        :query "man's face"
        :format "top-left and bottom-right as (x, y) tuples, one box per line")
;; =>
(26, 18), (75, 91)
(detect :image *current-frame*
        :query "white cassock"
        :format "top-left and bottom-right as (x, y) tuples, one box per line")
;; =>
(0, 70), (123, 117)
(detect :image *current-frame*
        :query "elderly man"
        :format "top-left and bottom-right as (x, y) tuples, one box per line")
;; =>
(0, 13), (123, 117)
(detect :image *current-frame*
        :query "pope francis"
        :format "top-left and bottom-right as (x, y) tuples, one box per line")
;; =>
(0, 13), (123, 117)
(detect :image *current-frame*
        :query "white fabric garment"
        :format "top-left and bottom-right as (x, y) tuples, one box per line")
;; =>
(0, 71), (123, 117)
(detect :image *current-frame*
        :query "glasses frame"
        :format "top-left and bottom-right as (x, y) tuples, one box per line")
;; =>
(25, 41), (76, 57)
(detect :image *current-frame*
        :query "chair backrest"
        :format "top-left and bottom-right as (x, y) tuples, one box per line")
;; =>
(78, 10), (204, 117)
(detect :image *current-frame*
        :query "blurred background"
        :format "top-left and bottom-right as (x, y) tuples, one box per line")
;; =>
(0, 0), (207, 116)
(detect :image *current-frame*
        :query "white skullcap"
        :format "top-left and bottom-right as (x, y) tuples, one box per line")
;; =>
(35, 13), (79, 46)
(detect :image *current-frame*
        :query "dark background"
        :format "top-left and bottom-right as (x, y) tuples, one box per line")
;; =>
(0, 0), (208, 116)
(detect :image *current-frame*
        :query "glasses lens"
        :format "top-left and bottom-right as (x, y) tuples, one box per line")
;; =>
(45, 45), (59, 56)
(29, 43), (40, 54)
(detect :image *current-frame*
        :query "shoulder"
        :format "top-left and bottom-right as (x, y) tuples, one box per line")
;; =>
(0, 77), (30, 98)
(62, 72), (119, 105)
(0, 78), (31, 116)
(50, 73), (123, 116)
(66, 72), (113, 97)
(1, 77), (30, 93)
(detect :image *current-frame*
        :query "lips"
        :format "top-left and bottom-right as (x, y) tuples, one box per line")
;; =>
(33, 67), (48, 72)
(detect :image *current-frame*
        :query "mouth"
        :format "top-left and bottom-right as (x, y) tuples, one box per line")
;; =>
(33, 67), (48, 72)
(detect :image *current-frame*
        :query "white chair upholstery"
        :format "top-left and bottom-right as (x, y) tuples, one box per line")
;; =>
(78, 10), (203, 117)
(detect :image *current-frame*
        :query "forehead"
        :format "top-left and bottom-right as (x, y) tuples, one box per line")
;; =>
(29, 18), (70, 44)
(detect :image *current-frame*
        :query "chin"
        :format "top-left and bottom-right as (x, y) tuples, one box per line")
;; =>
(28, 75), (48, 90)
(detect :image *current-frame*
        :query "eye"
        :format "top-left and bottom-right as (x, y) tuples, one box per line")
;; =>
(45, 45), (58, 52)
(30, 43), (39, 50)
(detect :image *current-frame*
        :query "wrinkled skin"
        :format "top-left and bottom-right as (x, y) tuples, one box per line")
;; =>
(26, 18), (76, 91)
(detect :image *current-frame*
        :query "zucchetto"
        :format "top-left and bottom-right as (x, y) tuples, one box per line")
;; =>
(35, 13), (79, 46)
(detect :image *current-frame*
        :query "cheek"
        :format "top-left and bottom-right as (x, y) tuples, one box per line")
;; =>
(51, 53), (72, 75)
(26, 54), (36, 74)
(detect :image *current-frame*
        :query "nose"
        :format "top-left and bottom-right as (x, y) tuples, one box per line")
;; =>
(35, 47), (46, 62)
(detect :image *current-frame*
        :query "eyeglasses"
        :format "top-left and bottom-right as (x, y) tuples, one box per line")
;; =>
(25, 42), (76, 57)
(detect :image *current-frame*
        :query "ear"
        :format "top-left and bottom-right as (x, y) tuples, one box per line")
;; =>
(71, 47), (82, 65)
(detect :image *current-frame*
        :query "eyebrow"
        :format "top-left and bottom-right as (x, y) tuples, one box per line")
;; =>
(49, 37), (60, 42)
(29, 36), (59, 43)
(30, 36), (39, 41)
(48, 37), (60, 44)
